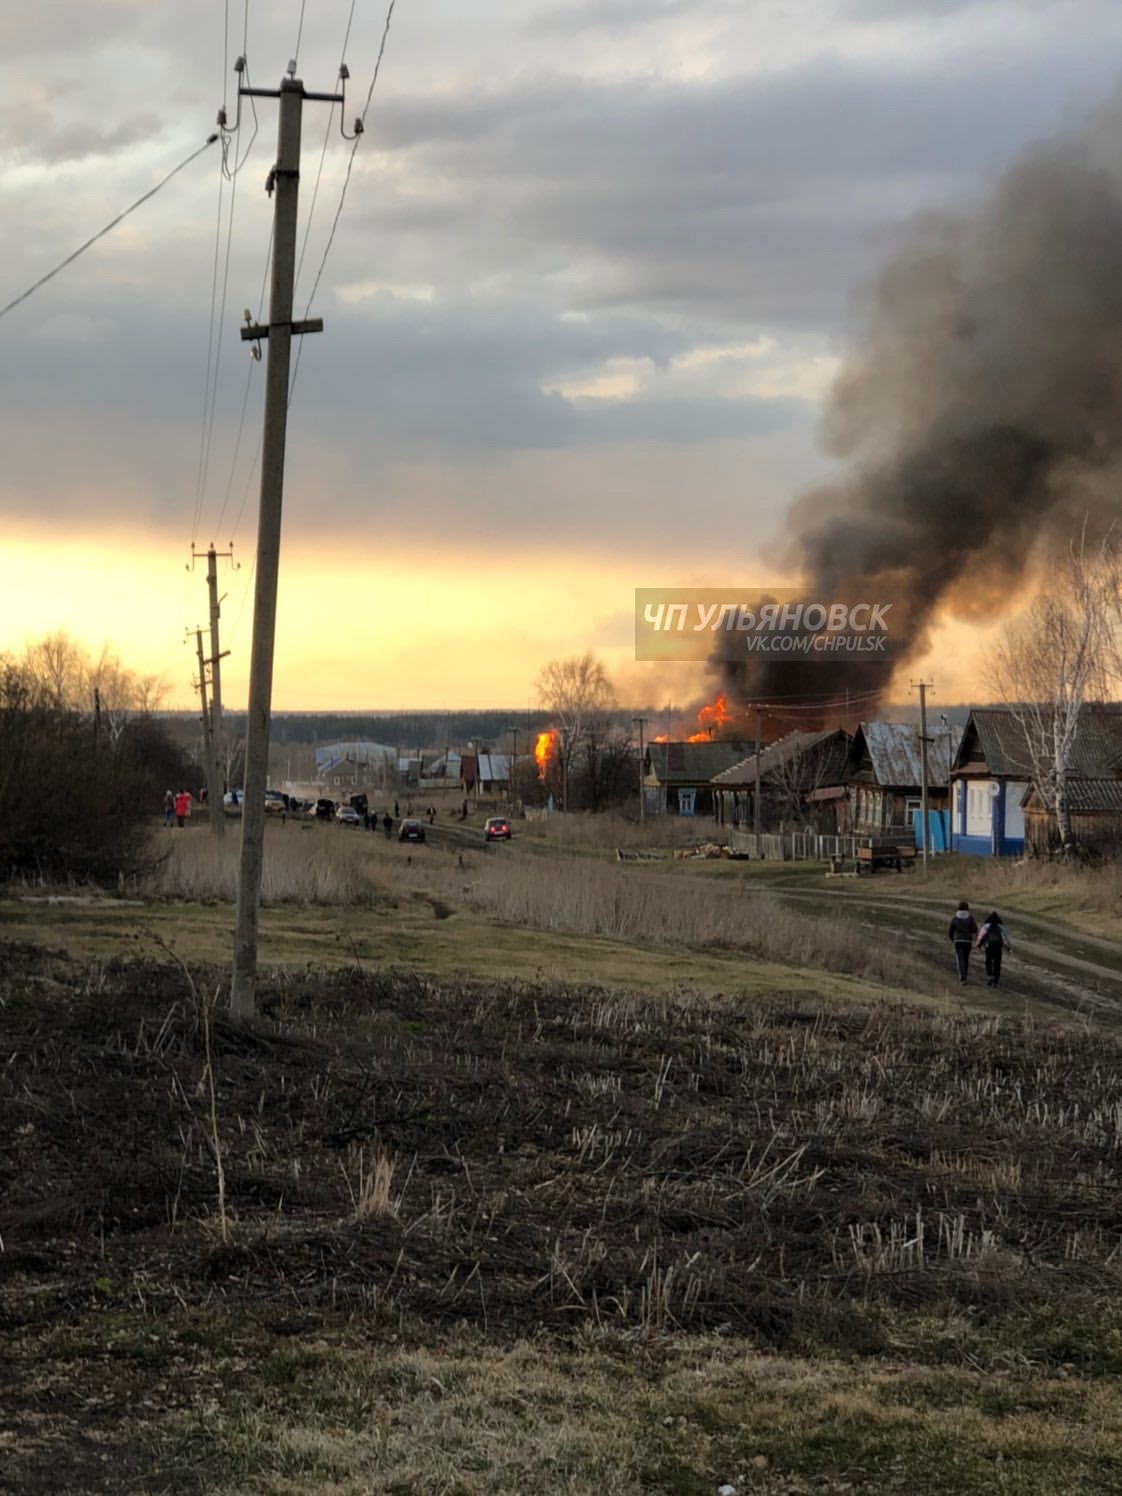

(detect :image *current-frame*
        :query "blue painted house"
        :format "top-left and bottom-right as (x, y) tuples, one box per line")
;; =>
(950, 711), (1032, 857)
(951, 705), (1122, 856)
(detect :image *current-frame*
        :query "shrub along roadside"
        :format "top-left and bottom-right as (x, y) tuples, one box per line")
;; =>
(0, 678), (198, 885)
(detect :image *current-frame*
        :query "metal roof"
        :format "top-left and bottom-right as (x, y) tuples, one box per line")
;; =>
(954, 706), (1122, 779)
(712, 729), (848, 787)
(1023, 778), (1122, 813)
(851, 721), (959, 789)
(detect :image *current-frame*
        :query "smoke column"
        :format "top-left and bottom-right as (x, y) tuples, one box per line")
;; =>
(717, 95), (1122, 713)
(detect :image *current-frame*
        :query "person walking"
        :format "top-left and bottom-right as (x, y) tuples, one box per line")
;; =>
(382, 812), (393, 839)
(174, 790), (192, 829)
(976, 910), (1012, 987)
(948, 900), (978, 983)
(162, 790), (175, 828)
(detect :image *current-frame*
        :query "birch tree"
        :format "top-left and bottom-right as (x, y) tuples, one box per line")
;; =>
(992, 528), (1120, 856)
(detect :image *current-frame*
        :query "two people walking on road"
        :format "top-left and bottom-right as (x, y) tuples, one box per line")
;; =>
(947, 900), (1012, 986)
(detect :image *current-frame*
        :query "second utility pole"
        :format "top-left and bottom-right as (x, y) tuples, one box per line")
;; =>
(231, 71), (339, 1019)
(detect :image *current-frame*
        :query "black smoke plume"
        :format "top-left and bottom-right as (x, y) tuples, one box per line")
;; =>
(716, 96), (1122, 717)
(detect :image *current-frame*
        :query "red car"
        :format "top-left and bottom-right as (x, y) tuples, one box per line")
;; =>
(484, 817), (512, 841)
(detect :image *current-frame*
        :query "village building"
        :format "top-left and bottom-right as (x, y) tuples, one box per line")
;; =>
(643, 741), (753, 817)
(816, 721), (958, 848)
(712, 729), (850, 832)
(950, 706), (1122, 856)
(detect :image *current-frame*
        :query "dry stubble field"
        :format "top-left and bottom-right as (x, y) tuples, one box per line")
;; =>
(3, 820), (1122, 1493)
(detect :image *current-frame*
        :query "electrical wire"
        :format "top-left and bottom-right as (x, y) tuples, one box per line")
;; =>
(191, 160), (227, 543)
(289, 0), (397, 401)
(293, 0), (308, 69)
(195, 148), (244, 545)
(214, 225), (272, 542)
(0, 134), (219, 325)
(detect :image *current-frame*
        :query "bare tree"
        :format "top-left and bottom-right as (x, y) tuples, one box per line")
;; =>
(536, 653), (615, 809)
(992, 527), (1120, 857)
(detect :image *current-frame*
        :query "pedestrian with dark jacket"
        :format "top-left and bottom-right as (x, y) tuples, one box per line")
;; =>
(382, 812), (393, 839)
(976, 911), (1012, 987)
(948, 900), (978, 983)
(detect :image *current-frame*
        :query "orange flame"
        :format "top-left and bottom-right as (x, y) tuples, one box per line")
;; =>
(686, 692), (730, 742)
(534, 731), (557, 780)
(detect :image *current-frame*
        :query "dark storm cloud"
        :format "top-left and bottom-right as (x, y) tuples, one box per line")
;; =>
(365, 45), (1118, 330)
(0, 287), (809, 533)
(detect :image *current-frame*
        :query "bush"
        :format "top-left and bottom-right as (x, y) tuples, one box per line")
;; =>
(0, 673), (198, 885)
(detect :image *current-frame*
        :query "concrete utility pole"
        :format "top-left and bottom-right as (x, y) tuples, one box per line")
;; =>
(753, 704), (763, 849)
(189, 544), (235, 838)
(633, 715), (647, 823)
(509, 726), (519, 815)
(913, 680), (933, 871)
(192, 626), (221, 814)
(231, 71), (342, 1019)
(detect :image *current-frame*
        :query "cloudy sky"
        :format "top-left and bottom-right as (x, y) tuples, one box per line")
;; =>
(2, 0), (1120, 709)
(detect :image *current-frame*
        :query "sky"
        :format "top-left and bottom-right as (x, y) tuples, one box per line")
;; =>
(1, 0), (1121, 711)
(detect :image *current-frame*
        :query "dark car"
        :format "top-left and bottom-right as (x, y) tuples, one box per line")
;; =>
(484, 817), (512, 841)
(398, 818), (425, 843)
(314, 798), (336, 820)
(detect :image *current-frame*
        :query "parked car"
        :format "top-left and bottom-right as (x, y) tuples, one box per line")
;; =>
(484, 816), (512, 841)
(264, 790), (287, 814)
(335, 804), (361, 827)
(398, 818), (425, 843)
(314, 798), (336, 820)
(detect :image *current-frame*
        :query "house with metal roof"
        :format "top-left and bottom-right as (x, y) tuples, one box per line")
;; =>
(643, 740), (754, 816)
(950, 706), (1122, 856)
(831, 721), (959, 848)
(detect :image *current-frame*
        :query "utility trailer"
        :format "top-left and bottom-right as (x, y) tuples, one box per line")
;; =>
(855, 831), (916, 874)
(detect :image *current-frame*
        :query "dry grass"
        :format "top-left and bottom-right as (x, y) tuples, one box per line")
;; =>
(143, 826), (382, 905)
(419, 851), (927, 990)
(519, 810), (710, 851)
(7, 949), (1122, 1492)
(924, 854), (1122, 914)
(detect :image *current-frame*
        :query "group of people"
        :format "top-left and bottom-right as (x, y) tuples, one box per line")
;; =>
(162, 790), (193, 828)
(947, 901), (1012, 987)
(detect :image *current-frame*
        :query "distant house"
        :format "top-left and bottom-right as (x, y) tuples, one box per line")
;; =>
(825, 721), (958, 846)
(950, 705), (1122, 856)
(643, 741), (754, 816)
(712, 729), (850, 832)
(476, 754), (511, 794)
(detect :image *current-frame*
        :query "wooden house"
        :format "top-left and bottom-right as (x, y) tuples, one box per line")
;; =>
(712, 729), (850, 832)
(643, 741), (753, 816)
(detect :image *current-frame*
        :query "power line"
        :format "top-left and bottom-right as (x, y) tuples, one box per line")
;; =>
(289, 0), (398, 399)
(191, 162), (226, 543)
(293, 0), (308, 69)
(0, 134), (219, 325)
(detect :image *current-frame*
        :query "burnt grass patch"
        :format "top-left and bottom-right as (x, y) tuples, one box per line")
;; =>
(3, 942), (1122, 1361)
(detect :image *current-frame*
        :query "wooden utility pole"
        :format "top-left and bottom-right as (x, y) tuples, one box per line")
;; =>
(192, 626), (220, 809)
(231, 71), (341, 1019)
(913, 680), (933, 870)
(633, 715), (647, 823)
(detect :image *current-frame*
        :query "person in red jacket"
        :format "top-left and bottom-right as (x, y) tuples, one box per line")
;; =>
(174, 791), (191, 828)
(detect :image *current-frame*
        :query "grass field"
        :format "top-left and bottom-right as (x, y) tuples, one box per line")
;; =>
(4, 820), (1122, 1492)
